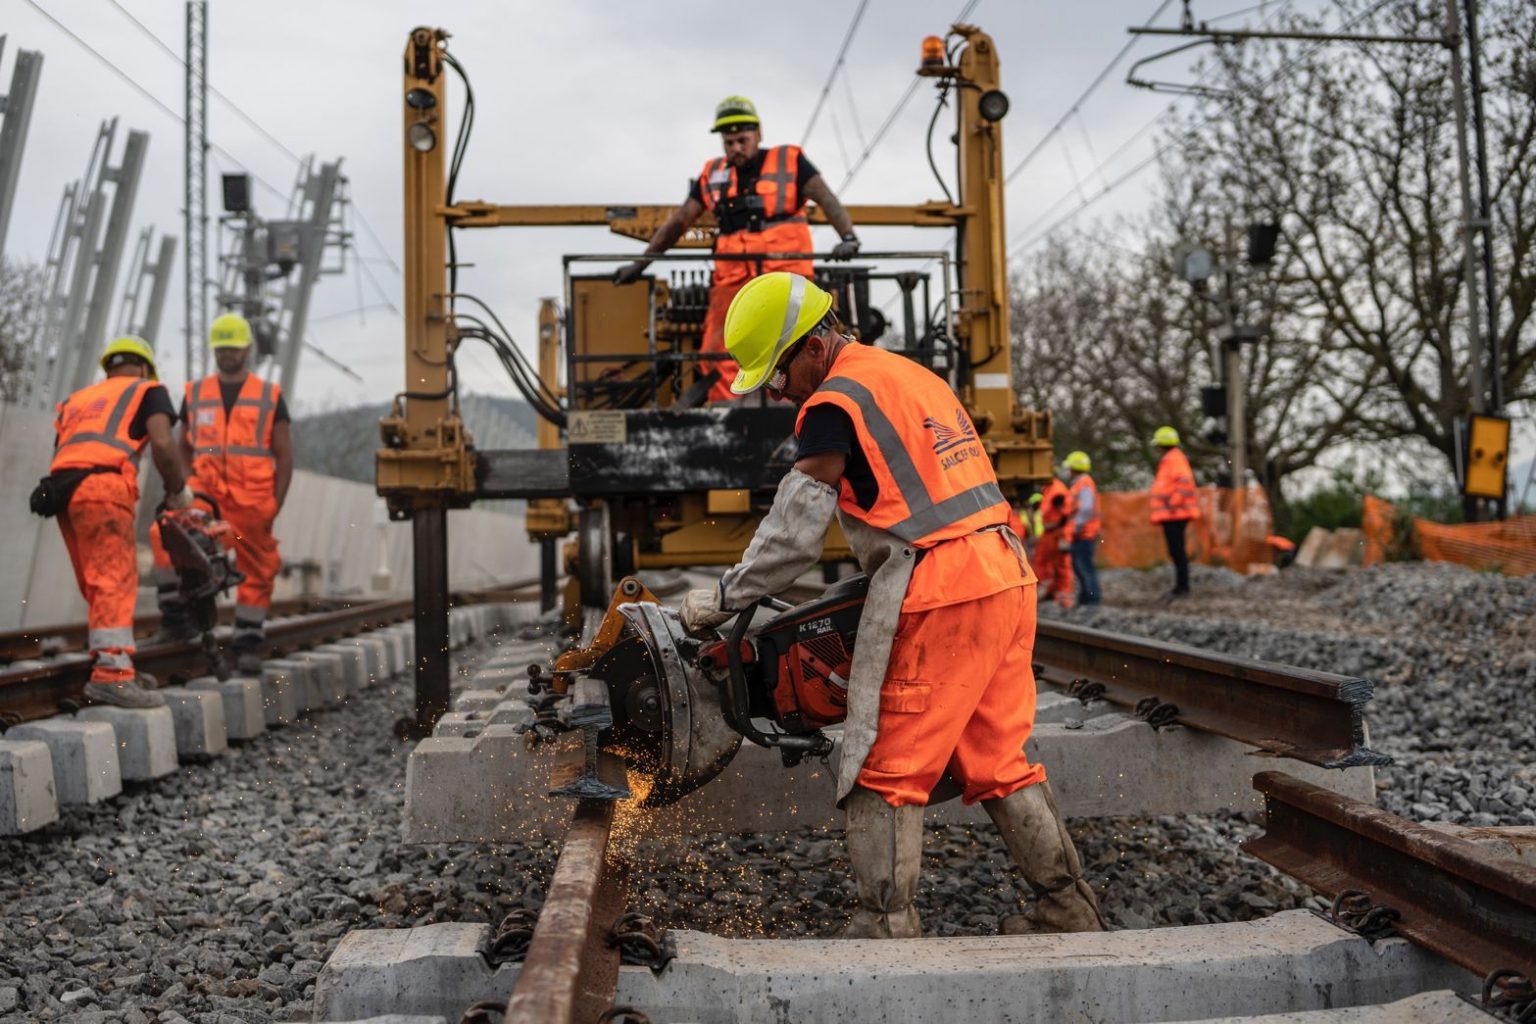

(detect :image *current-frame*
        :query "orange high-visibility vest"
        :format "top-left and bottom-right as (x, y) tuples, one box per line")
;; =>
(51, 377), (153, 496)
(698, 145), (814, 286)
(1039, 477), (1071, 532)
(795, 345), (1012, 547)
(1151, 446), (1201, 523)
(1067, 473), (1102, 542)
(183, 374), (282, 509)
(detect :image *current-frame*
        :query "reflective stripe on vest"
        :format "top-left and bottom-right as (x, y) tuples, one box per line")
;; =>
(696, 145), (805, 222)
(186, 374), (280, 495)
(52, 378), (150, 468)
(803, 351), (1009, 545)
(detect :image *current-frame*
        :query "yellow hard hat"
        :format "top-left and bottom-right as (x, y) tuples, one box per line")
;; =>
(99, 335), (158, 380)
(209, 312), (253, 349)
(712, 95), (760, 133)
(724, 273), (834, 395)
(1064, 450), (1092, 473)
(1153, 425), (1181, 447)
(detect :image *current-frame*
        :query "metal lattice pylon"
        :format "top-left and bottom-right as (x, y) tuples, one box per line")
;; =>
(183, 0), (208, 383)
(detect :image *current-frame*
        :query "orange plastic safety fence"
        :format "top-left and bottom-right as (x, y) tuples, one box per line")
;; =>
(1361, 494), (1398, 566)
(1097, 486), (1274, 573)
(1414, 515), (1536, 577)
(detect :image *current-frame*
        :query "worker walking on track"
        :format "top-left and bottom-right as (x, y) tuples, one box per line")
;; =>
(36, 337), (193, 708)
(614, 96), (861, 402)
(681, 273), (1106, 938)
(154, 314), (293, 672)
(1150, 426), (1199, 599)
(1034, 472), (1075, 608)
(1063, 451), (1102, 606)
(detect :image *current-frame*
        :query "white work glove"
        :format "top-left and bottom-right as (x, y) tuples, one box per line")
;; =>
(719, 468), (839, 610)
(681, 588), (732, 633)
(166, 485), (195, 510)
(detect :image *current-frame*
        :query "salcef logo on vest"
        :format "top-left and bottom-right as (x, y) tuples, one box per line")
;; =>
(923, 408), (982, 469)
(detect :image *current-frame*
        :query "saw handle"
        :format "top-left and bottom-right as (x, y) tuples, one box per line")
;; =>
(154, 490), (223, 520)
(723, 599), (833, 755)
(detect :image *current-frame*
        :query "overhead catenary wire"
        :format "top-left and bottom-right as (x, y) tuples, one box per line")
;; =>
(801, 0), (871, 145)
(1007, 0), (1378, 258)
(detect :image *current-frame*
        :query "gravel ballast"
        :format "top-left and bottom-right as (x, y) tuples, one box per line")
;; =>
(1, 561), (1526, 1021)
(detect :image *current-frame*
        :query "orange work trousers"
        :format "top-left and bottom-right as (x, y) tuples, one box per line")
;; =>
(857, 583), (1048, 807)
(1032, 531), (1074, 608)
(152, 491), (280, 632)
(58, 476), (139, 684)
(699, 277), (747, 402)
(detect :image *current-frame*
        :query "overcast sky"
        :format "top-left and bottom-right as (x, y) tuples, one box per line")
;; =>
(10, 0), (1369, 407)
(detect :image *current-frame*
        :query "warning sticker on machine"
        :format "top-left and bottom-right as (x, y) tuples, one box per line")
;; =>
(567, 410), (627, 445)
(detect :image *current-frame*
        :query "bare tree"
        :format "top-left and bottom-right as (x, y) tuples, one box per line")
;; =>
(0, 259), (47, 402)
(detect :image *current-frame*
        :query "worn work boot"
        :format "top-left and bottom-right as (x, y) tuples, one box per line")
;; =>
(144, 589), (198, 645)
(83, 673), (166, 709)
(840, 785), (924, 938)
(984, 780), (1108, 934)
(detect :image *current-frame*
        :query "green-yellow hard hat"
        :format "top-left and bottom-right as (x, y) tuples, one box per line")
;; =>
(209, 312), (253, 349)
(723, 273), (834, 395)
(1153, 425), (1181, 447)
(99, 335), (158, 379)
(1064, 450), (1092, 472)
(712, 95), (760, 132)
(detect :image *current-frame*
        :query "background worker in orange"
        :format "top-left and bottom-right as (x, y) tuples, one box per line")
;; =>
(681, 273), (1105, 939)
(41, 337), (193, 708)
(156, 313), (293, 672)
(613, 96), (860, 401)
(1150, 425), (1200, 598)
(1034, 473), (1074, 608)
(1063, 450), (1102, 606)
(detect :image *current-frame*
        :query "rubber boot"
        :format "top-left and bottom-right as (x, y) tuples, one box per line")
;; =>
(145, 586), (198, 645)
(840, 785), (923, 938)
(983, 780), (1108, 934)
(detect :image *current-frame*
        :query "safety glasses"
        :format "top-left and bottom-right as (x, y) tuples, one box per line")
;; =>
(765, 339), (808, 396)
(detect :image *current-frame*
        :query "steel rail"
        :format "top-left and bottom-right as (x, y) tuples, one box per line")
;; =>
(1032, 619), (1390, 768)
(1243, 771), (1536, 979)
(0, 581), (541, 728)
(504, 781), (628, 1024)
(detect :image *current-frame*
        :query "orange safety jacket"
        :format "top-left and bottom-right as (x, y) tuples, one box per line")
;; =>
(1067, 473), (1102, 542)
(1151, 446), (1201, 523)
(1039, 477), (1071, 533)
(51, 377), (154, 498)
(183, 373), (282, 512)
(795, 345), (1024, 608)
(698, 145), (814, 287)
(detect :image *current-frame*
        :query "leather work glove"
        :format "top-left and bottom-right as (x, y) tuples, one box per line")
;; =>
(166, 485), (196, 510)
(681, 588), (733, 633)
(830, 234), (861, 260)
(613, 261), (648, 285)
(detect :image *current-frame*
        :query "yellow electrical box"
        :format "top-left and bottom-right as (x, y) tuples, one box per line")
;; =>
(707, 489), (752, 514)
(1464, 414), (1510, 500)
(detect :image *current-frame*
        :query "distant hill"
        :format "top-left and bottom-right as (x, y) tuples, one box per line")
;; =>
(293, 393), (540, 484)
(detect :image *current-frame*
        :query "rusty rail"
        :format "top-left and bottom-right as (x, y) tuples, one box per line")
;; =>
(0, 582), (541, 728)
(1243, 771), (1536, 979)
(505, 784), (629, 1024)
(1033, 619), (1390, 768)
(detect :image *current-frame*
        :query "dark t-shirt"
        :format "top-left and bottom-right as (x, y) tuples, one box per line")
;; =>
(795, 404), (878, 510)
(177, 378), (290, 426)
(127, 384), (177, 441)
(686, 147), (820, 206)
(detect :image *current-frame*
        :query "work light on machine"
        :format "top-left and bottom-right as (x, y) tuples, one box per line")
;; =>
(408, 122), (436, 153)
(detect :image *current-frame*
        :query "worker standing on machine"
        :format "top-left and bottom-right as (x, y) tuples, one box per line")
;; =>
(34, 337), (193, 708)
(613, 96), (860, 402)
(681, 273), (1106, 938)
(153, 313), (293, 672)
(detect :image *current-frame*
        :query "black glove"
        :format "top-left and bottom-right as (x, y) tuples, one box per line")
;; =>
(830, 234), (860, 260)
(613, 261), (648, 285)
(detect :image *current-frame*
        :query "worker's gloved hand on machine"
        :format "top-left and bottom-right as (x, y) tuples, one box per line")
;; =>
(681, 588), (733, 633)
(613, 260), (650, 285)
(165, 484), (196, 510)
(1058, 538), (1072, 552)
(830, 233), (861, 260)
